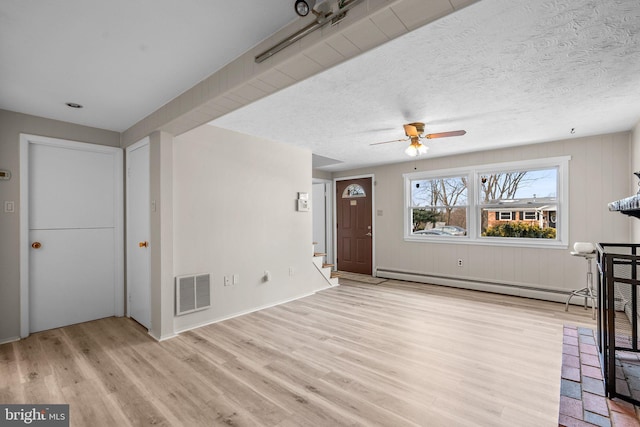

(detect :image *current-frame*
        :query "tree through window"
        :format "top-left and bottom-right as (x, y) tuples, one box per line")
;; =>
(409, 176), (468, 236)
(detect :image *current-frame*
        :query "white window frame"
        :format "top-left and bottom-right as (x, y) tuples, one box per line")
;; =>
(404, 156), (570, 248)
(405, 167), (473, 242)
(523, 211), (537, 220)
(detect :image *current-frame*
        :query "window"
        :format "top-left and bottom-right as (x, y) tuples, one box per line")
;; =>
(479, 167), (558, 240)
(342, 183), (366, 198)
(497, 211), (514, 221)
(404, 157), (569, 247)
(408, 175), (468, 237)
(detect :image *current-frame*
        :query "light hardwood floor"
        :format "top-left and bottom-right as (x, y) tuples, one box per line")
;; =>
(0, 280), (595, 426)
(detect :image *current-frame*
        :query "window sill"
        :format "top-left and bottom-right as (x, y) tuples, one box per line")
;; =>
(404, 235), (568, 249)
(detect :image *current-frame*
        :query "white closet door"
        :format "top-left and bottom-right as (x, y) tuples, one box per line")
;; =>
(127, 140), (151, 329)
(27, 139), (122, 333)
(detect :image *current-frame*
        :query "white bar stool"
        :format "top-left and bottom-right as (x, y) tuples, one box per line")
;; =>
(565, 242), (597, 320)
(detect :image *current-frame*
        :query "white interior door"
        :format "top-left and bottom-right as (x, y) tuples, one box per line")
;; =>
(23, 136), (123, 334)
(312, 181), (333, 263)
(126, 139), (151, 329)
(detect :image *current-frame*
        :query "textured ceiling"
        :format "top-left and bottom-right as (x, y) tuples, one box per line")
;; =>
(0, 0), (298, 131)
(212, 0), (640, 171)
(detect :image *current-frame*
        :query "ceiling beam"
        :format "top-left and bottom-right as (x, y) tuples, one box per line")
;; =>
(121, 0), (478, 146)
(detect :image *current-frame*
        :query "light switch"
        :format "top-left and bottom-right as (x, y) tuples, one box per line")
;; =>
(4, 201), (14, 213)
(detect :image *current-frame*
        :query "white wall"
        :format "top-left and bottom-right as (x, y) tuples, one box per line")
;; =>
(149, 131), (176, 340)
(172, 125), (328, 332)
(334, 132), (632, 299)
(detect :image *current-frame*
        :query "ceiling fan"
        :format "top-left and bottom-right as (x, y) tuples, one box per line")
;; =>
(370, 122), (466, 157)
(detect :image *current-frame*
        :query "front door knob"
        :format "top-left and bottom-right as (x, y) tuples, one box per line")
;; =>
(139, 241), (149, 248)
(31, 242), (42, 249)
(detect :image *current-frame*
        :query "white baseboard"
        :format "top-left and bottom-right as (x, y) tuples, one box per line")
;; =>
(0, 336), (20, 345)
(148, 330), (177, 342)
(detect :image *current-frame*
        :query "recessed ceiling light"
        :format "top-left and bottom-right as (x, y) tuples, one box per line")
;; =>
(65, 102), (83, 109)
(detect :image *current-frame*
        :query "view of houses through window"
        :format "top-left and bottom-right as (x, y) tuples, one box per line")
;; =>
(408, 165), (559, 241)
(479, 167), (558, 239)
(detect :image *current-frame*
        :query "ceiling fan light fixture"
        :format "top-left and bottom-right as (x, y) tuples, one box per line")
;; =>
(405, 144), (418, 157)
(370, 121), (463, 157)
(404, 137), (427, 157)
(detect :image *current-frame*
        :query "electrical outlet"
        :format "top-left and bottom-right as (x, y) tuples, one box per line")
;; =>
(224, 276), (231, 286)
(457, 259), (463, 267)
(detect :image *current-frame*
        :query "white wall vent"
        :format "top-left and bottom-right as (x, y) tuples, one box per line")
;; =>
(176, 273), (211, 316)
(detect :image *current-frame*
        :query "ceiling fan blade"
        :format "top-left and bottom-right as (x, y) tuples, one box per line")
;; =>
(403, 124), (419, 137)
(369, 137), (409, 146)
(424, 130), (466, 139)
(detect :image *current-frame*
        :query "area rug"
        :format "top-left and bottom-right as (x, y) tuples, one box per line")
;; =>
(337, 271), (387, 285)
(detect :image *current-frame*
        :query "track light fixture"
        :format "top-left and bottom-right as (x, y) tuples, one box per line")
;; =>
(257, 0), (362, 63)
(294, 0), (316, 16)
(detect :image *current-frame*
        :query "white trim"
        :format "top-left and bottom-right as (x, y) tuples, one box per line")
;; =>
(125, 137), (150, 324)
(126, 137), (150, 152)
(333, 174), (376, 273)
(403, 156), (570, 249)
(147, 330), (177, 342)
(404, 172), (473, 239)
(19, 134), (124, 338)
(0, 336), (21, 345)
(19, 139), (29, 338)
(499, 211), (515, 220)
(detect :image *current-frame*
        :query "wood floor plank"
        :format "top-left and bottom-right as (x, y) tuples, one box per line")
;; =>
(1, 279), (596, 426)
(67, 321), (172, 426)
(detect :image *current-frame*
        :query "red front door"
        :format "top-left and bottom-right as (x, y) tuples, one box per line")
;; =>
(336, 178), (373, 275)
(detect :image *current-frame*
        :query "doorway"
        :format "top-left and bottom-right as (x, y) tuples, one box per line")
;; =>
(335, 177), (373, 275)
(20, 134), (123, 336)
(312, 180), (333, 263)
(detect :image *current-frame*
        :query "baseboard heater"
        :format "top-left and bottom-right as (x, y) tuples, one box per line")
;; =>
(176, 274), (211, 316)
(375, 267), (570, 303)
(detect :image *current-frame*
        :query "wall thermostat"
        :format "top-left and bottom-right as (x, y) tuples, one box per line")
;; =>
(297, 192), (310, 211)
(0, 170), (10, 180)
(297, 199), (310, 212)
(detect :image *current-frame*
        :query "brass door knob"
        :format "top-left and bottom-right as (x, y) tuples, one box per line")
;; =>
(139, 241), (149, 248)
(31, 242), (42, 249)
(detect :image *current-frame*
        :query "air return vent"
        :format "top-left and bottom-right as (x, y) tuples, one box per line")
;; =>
(175, 274), (211, 316)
